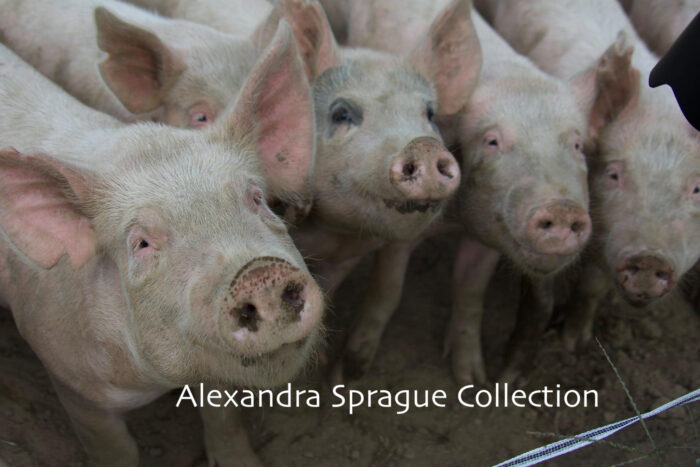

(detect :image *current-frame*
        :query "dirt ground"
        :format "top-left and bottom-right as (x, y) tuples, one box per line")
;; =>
(1, 236), (698, 467)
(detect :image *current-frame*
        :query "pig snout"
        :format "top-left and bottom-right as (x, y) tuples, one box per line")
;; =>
(524, 202), (591, 256)
(616, 254), (675, 305)
(389, 137), (460, 202)
(228, 257), (323, 344)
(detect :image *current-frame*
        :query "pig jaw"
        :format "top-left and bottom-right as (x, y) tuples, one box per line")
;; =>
(309, 53), (460, 242)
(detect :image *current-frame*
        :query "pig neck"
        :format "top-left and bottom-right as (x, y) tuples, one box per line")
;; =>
(1, 247), (168, 407)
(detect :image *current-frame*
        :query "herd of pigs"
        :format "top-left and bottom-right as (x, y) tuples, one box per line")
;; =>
(0, 0), (697, 465)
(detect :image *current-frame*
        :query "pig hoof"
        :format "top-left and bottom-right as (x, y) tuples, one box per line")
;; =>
(497, 365), (522, 386)
(343, 351), (371, 381)
(451, 352), (488, 386)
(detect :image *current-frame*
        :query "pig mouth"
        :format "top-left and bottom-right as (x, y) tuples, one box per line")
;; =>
(383, 198), (442, 214)
(513, 242), (578, 275)
(238, 337), (309, 368)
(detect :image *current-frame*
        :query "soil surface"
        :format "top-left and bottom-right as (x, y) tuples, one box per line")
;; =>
(1, 237), (699, 466)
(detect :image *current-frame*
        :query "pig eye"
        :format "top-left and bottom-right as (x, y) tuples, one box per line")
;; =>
(604, 162), (624, 188)
(329, 98), (362, 127)
(426, 104), (435, 122)
(188, 103), (216, 128)
(137, 239), (149, 250)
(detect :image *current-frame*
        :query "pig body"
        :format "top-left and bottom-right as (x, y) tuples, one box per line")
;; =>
(0, 23), (321, 465)
(126, 0), (272, 37)
(481, 0), (700, 349)
(337, 0), (637, 385)
(619, 0), (700, 56)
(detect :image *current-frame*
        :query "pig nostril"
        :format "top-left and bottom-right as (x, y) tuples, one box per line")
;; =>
(655, 270), (670, 281)
(571, 222), (583, 233)
(281, 282), (305, 315)
(627, 266), (639, 275)
(437, 159), (453, 179)
(237, 303), (259, 331)
(403, 162), (417, 177)
(538, 220), (553, 230)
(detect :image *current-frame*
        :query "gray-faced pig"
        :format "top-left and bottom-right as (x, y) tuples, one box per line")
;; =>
(480, 0), (700, 350)
(336, 0), (636, 386)
(0, 23), (320, 466)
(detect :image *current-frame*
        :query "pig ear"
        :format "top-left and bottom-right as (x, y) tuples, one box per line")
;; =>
(0, 148), (98, 270)
(252, 0), (342, 79)
(95, 7), (186, 114)
(224, 21), (315, 197)
(407, 0), (482, 115)
(571, 31), (640, 144)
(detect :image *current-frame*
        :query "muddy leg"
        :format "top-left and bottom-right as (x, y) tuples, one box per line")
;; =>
(335, 240), (418, 382)
(51, 377), (138, 467)
(199, 403), (262, 467)
(445, 236), (501, 386)
(560, 262), (610, 351)
(499, 276), (554, 385)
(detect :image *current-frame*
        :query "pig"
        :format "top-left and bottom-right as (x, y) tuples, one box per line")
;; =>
(479, 0), (700, 350)
(128, 1), (479, 327)
(0, 0), (314, 218)
(0, 22), (321, 466)
(619, 0), (700, 56)
(334, 0), (637, 386)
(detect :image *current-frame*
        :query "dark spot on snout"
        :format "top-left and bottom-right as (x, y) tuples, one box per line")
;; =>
(281, 282), (304, 319)
(235, 303), (259, 332)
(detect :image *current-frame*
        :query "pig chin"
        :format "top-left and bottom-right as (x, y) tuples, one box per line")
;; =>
(513, 246), (579, 276)
(231, 327), (322, 387)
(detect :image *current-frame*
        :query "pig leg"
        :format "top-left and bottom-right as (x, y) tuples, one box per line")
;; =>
(336, 240), (418, 382)
(445, 236), (501, 386)
(560, 262), (610, 352)
(499, 276), (555, 385)
(199, 403), (262, 467)
(313, 257), (363, 298)
(51, 377), (138, 466)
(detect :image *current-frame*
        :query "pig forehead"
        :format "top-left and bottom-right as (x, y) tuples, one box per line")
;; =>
(602, 127), (700, 172)
(175, 39), (259, 106)
(314, 60), (434, 104)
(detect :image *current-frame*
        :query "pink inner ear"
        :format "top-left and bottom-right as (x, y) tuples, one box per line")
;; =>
(0, 153), (97, 269)
(100, 47), (162, 113)
(234, 23), (315, 196)
(255, 59), (315, 194)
